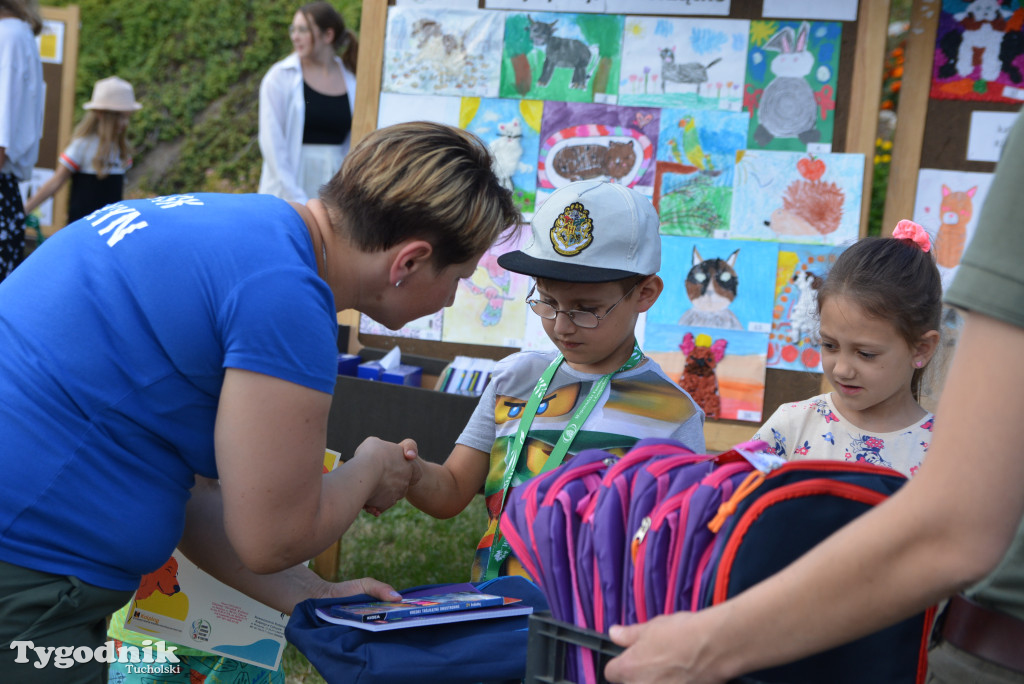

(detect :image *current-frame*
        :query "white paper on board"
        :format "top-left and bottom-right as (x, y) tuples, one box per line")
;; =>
(605, 0), (731, 15)
(376, 93), (462, 129)
(484, 0), (607, 11)
(967, 111), (1020, 163)
(397, 0), (479, 6)
(762, 0), (857, 21)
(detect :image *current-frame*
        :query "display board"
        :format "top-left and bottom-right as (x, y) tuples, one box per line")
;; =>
(344, 0), (892, 451)
(881, 0), (1022, 409)
(22, 6), (80, 241)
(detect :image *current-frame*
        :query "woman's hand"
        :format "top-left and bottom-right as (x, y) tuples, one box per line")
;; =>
(314, 576), (403, 602)
(352, 437), (421, 513)
(605, 612), (726, 684)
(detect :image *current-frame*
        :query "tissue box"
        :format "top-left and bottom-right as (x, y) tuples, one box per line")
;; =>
(337, 354), (361, 377)
(381, 364), (422, 387)
(357, 361), (384, 381)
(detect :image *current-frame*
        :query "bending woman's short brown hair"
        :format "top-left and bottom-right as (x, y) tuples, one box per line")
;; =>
(322, 122), (522, 270)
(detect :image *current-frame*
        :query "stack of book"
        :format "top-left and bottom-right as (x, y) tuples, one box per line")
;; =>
(315, 590), (531, 632)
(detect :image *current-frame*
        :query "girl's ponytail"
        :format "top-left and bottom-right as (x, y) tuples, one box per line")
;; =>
(340, 27), (358, 74)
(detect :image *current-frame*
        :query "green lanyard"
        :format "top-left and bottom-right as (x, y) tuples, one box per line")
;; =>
(483, 341), (644, 580)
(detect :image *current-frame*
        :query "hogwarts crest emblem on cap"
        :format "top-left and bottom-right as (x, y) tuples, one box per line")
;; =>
(550, 201), (593, 256)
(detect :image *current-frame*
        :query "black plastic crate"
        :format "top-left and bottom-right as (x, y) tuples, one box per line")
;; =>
(524, 612), (622, 684)
(524, 612), (776, 684)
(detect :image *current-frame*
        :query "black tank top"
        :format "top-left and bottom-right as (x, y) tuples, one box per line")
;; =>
(302, 81), (352, 145)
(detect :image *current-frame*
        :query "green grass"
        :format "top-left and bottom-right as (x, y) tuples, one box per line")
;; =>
(283, 497), (487, 683)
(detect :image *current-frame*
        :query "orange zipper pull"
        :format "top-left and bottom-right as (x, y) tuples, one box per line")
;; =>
(708, 470), (766, 533)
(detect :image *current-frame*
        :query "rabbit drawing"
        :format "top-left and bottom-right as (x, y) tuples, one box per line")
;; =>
(754, 22), (820, 147)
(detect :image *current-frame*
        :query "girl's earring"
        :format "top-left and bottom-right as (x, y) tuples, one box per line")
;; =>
(395, 280), (403, 288)
(915, 360), (923, 368)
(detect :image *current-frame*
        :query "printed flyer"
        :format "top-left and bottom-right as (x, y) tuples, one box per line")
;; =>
(123, 449), (343, 669)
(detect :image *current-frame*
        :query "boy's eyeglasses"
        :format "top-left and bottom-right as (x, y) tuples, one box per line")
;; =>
(526, 281), (640, 329)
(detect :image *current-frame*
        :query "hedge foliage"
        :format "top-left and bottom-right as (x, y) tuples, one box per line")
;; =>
(47, 0), (361, 196)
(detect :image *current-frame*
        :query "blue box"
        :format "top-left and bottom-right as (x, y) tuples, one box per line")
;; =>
(337, 354), (361, 377)
(381, 364), (422, 387)
(357, 361), (384, 381)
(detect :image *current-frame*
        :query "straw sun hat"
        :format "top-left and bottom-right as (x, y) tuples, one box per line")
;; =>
(83, 76), (143, 112)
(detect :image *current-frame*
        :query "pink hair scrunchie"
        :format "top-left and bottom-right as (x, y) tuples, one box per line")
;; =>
(892, 219), (932, 253)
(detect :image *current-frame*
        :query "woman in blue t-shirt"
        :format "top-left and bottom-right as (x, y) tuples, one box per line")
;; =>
(0, 121), (520, 683)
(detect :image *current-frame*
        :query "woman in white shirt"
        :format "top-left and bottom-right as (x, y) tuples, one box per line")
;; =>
(258, 2), (357, 203)
(0, 0), (44, 282)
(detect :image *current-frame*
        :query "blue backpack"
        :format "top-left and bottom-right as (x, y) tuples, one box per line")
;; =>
(693, 459), (937, 683)
(285, 576), (548, 684)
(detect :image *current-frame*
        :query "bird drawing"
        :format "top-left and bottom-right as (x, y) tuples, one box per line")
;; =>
(675, 117), (719, 176)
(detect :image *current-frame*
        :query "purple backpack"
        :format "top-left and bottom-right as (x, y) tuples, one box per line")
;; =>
(646, 460), (758, 619)
(585, 440), (715, 631)
(501, 448), (617, 623)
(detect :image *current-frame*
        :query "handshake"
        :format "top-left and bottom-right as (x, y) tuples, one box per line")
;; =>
(349, 436), (424, 516)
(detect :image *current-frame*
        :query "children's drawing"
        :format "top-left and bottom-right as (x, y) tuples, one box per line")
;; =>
(537, 101), (659, 203)
(461, 98), (544, 215)
(619, 17), (750, 108)
(744, 20), (842, 151)
(648, 235), (777, 333)
(912, 168), (995, 290)
(383, 7), (504, 97)
(359, 311), (443, 341)
(768, 244), (843, 373)
(645, 323), (768, 423)
(500, 12), (624, 103)
(376, 93), (462, 129)
(442, 232), (530, 348)
(654, 107), (749, 236)
(932, 0), (1024, 103)
(679, 332), (727, 419)
(727, 150), (863, 244)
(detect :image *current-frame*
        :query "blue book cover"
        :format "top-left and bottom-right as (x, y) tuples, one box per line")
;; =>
(321, 591), (519, 623)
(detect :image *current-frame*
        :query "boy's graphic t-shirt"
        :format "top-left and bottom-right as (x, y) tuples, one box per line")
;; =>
(752, 393), (935, 478)
(457, 350), (706, 581)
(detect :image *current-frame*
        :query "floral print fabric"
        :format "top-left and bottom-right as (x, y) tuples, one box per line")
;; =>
(753, 393), (934, 477)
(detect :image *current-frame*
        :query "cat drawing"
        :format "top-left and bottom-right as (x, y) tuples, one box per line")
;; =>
(526, 17), (599, 89)
(678, 247), (743, 330)
(552, 141), (636, 183)
(789, 269), (823, 345)
(489, 119), (525, 192)
(659, 48), (721, 93)
(679, 332), (727, 420)
(934, 184), (976, 269)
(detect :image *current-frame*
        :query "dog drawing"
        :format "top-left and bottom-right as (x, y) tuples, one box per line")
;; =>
(937, 0), (1024, 84)
(131, 556), (190, 622)
(788, 269), (823, 345)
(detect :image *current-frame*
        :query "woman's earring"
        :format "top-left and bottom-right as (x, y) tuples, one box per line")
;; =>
(395, 280), (403, 288)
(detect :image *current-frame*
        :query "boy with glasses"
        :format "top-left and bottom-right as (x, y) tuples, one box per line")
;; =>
(405, 180), (705, 581)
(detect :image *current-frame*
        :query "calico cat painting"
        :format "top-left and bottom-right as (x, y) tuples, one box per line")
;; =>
(678, 247), (743, 330)
(552, 140), (636, 182)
